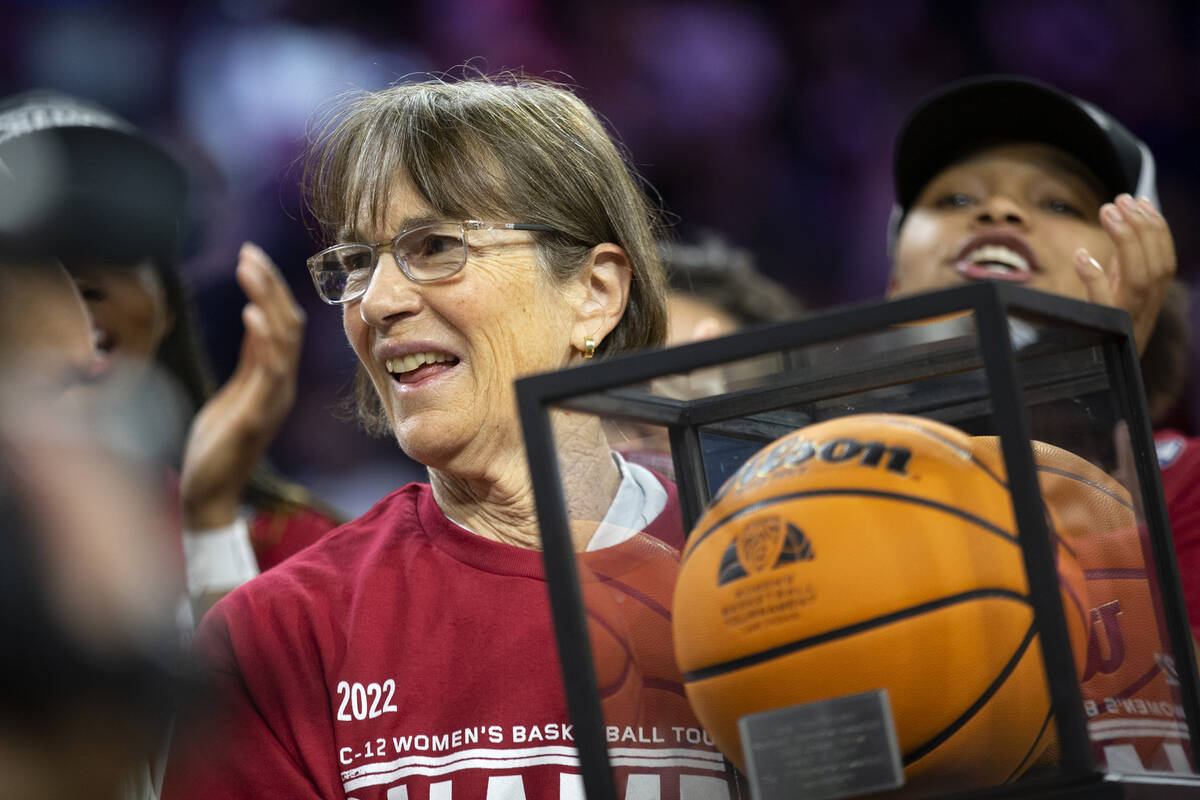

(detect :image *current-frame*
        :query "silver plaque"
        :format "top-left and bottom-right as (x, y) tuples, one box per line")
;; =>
(739, 688), (904, 800)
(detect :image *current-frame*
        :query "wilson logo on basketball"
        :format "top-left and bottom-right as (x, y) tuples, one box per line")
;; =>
(714, 436), (914, 503)
(717, 517), (813, 586)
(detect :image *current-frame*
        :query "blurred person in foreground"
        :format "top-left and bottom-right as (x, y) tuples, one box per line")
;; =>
(886, 74), (1194, 773)
(162, 73), (735, 799)
(0, 90), (340, 617)
(0, 257), (94, 401)
(0, 256), (186, 800)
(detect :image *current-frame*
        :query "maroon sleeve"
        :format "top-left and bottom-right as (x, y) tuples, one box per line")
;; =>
(643, 475), (685, 549)
(250, 507), (338, 572)
(161, 585), (340, 799)
(1159, 440), (1200, 639)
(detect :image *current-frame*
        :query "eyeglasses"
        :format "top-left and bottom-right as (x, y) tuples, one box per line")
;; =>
(307, 220), (558, 305)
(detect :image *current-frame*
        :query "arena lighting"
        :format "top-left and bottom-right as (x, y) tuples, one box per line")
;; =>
(178, 23), (425, 186)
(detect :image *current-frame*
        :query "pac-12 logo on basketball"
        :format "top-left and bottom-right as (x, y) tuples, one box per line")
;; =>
(718, 516), (814, 586)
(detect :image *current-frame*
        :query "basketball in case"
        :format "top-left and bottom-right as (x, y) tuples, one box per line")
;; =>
(974, 436), (1193, 773)
(672, 413), (1090, 794)
(581, 531), (699, 729)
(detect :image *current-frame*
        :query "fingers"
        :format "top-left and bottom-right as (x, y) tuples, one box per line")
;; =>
(1100, 195), (1176, 301)
(1131, 195), (1176, 290)
(234, 242), (306, 377)
(1098, 194), (1176, 353)
(1100, 196), (1150, 301)
(236, 242), (306, 359)
(237, 302), (297, 406)
(1074, 247), (1114, 307)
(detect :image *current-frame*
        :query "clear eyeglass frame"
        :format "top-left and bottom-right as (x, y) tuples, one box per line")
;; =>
(306, 220), (559, 305)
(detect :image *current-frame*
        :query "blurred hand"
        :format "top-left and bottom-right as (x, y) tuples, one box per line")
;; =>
(1074, 194), (1176, 355)
(179, 243), (306, 530)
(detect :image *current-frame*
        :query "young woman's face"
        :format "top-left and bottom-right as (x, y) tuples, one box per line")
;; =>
(65, 261), (175, 382)
(890, 142), (1115, 302)
(0, 261), (95, 403)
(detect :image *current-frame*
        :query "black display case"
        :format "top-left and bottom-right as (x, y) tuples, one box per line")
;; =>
(515, 282), (1200, 799)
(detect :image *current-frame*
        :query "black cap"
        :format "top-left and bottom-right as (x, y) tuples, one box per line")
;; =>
(892, 75), (1157, 229)
(0, 90), (186, 264)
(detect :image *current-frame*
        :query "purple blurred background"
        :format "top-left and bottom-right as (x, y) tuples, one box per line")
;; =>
(5, 0), (1200, 516)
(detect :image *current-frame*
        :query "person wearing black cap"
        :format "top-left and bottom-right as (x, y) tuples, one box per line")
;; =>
(888, 75), (1176, 357)
(0, 90), (340, 618)
(886, 74), (1196, 775)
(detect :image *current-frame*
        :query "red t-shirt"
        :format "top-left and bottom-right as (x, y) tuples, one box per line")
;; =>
(163, 469), (335, 577)
(162, 481), (734, 800)
(249, 504), (338, 571)
(1155, 429), (1200, 639)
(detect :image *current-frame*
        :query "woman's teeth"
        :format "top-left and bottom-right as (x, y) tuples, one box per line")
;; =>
(964, 244), (1030, 273)
(386, 352), (452, 375)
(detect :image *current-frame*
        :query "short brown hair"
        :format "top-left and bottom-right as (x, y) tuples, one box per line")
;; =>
(302, 73), (668, 435)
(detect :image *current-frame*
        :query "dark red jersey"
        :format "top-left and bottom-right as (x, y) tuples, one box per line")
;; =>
(1156, 429), (1200, 640)
(163, 481), (735, 800)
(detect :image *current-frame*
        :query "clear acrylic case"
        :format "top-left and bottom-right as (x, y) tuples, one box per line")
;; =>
(516, 283), (1200, 800)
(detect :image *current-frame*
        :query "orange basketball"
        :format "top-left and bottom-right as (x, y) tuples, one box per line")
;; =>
(581, 531), (700, 729)
(672, 414), (1090, 795)
(974, 437), (1192, 773)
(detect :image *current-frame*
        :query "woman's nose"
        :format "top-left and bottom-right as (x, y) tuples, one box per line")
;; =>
(974, 194), (1026, 227)
(357, 253), (421, 328)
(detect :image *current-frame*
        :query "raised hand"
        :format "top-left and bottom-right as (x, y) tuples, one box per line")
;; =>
(179, 243), (306, 530)
(1073, 194), (1176, 355)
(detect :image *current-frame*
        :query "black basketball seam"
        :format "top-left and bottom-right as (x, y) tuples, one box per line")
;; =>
(682, 488), (1018, 567)
(1113, 659), (1165, 701)
(1004, 706), (1054, 784)
(681, 588), (1030, 682)
(595, 575), (672, 620)
(966, 445), (1086, 567)
(643, 676), (688, 698)
(902, 621), (1039, 767)
(585, 610), (633, 697)
(1036, 464), (1135, 511)
(1033, 461), (1133, 567)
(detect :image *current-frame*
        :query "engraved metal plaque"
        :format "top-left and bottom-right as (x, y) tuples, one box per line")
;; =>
(739, 688), (904, 800)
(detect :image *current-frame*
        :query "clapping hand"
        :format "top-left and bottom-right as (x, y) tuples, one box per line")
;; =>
(179, 243), (306, 530)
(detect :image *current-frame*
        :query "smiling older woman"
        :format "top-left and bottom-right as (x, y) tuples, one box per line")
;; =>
(162, 75), (734, 800)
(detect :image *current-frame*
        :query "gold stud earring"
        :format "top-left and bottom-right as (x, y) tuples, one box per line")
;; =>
(583, 336), (596, 359)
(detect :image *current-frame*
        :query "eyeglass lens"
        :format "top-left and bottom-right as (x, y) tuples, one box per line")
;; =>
(311, 224), (469, 302)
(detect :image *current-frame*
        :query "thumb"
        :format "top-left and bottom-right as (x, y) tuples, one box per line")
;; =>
(1074, 247), (1115, 308)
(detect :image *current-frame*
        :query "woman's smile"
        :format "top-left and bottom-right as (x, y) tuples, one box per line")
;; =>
(382, 347), (461, 388)
(952, 231), (1040, 284)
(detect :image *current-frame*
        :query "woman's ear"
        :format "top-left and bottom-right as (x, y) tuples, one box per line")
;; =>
(572, 243), (631, 351)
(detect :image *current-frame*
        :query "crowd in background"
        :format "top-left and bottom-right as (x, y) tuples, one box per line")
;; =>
(4, 0), (1200, 515)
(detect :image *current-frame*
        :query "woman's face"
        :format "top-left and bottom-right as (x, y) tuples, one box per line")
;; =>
(65, 261), (175, 382)
(341, 177), (583, 475)
(890, 142), (1115, 301)
(0, 262), (95, 403)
